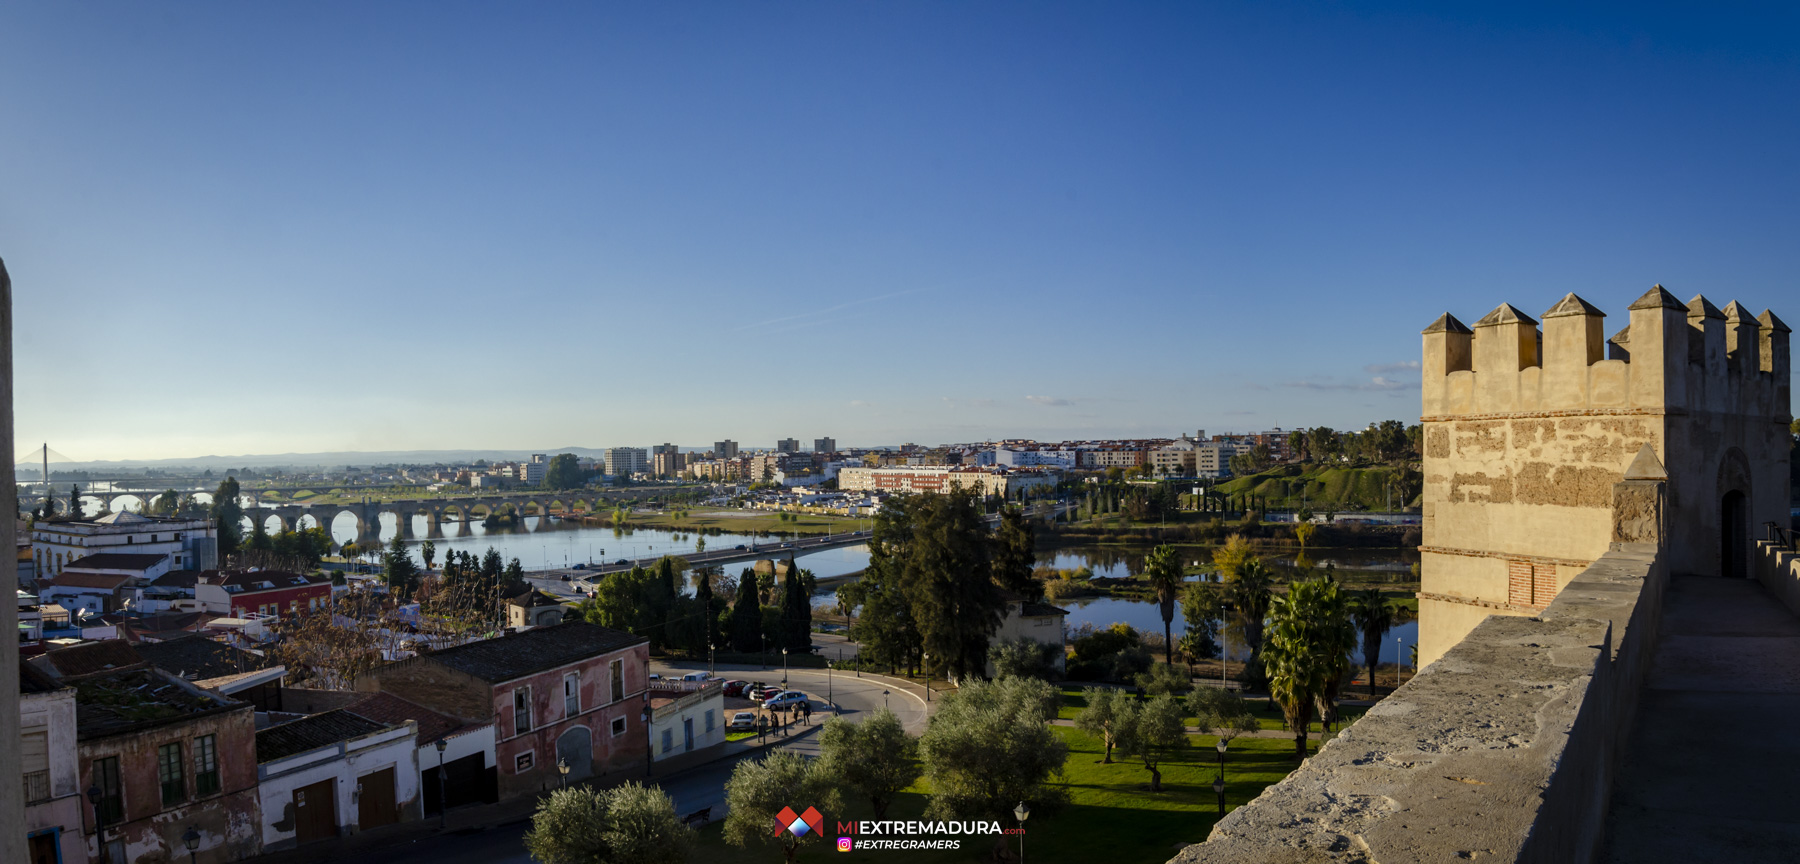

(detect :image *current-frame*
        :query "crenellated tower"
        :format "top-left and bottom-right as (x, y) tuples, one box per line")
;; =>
(1417, 286), (1792, 665)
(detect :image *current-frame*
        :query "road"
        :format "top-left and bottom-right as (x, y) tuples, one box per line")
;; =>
(339, 660), (929, 864)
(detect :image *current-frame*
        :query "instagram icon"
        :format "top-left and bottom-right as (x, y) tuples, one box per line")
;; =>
(836, 837), (853, 852)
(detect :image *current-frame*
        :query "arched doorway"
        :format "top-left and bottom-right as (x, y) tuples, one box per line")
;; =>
(1720, 489), (1749, 579)
(556, 726), (593, 782)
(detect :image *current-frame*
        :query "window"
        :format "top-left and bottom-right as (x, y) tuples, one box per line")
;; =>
(704, 709), (715, 733)
(515, 751), (534, 773)
(611, 717), (627, 738)
(92, 757), (123, 824)
(610, 659), (623, 704)
(158, 743), (185, 807)
(513, 687), (532, 734)
(564, 672), (580, 717)
(661, 729), (672, 753)
(193, 735), (219, 797)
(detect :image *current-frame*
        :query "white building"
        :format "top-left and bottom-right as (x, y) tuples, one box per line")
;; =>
(20, 663), (84, 864)
(30, 511), (216, 581)
(255, 710), (421, 851)
(604, 448), (648, 477)
(518, 454), (548, 486)
(648, 681), (725, 763)
(985, 595), (1069, 678)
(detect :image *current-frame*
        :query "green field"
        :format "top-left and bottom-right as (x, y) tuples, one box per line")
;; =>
(1213, 464), (1416, 511)
(688, 726), (1295, 864)
(1054, 686), (1365, 733)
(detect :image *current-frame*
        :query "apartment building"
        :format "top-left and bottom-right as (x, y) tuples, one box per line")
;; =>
(836, 466), (1058, 498)
(712, 440), (739, 459)
(31, 511), (218, 581)
(775, 438), (801, 453)
(516, 455), (548, 486)
(603, 448), (648, 477)
(651, 451), (687, 478)
(813, 437), (836, 453)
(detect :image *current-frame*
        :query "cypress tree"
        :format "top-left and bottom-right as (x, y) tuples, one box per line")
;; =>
(730, 568), (762, 652)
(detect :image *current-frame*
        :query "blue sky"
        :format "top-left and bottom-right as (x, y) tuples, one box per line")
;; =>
(4, 2), (1797, 460)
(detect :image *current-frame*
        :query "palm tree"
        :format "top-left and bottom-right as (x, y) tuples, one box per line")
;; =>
(1262, 575), (1354, 761)
(1144, 544), (1184, 665)
(1227, 558), (1273, 687)
(1348, 588), (1398, 697)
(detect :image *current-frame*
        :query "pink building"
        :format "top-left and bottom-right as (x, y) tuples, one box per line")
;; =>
(356, 622), (651, 798)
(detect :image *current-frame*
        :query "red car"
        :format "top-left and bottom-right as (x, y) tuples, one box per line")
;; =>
(722, 680), (750, 698)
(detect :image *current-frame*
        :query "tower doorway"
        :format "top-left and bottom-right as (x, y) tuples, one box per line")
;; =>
(1719, 490), (1749, 579)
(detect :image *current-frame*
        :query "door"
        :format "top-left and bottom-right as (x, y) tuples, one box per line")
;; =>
(358, 767), (399, 830)
(683, 717), (694, 752)
(1721, 490), (1749, 579)
(27, 831), (56, 864)
(555, 727), (593, 781)
(294, 778), (338, 845)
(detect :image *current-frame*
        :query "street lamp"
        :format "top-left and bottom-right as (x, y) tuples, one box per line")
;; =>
(882, 689), (890, 711)
(1013, 801), (1030, 864)
(556, 757), (570, 788)
(434, 738), (449, 828)
(781, 647), (789, 687)
(182, 826), (200, 864)
(1216, 736), (1227, 775)
(826, 660), (833, 709)
(922, 652), (931, 702)
(87, 784), (109, 864)
(709, 640), (717, 679)
(1212, 775), (1226, 817)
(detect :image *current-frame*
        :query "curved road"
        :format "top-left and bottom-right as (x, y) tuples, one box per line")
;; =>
(341, 662), (930, 864)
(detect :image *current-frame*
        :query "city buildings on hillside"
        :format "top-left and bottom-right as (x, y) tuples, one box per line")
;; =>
(30, 512), (217, 582)
(836, 465), (1058, 498)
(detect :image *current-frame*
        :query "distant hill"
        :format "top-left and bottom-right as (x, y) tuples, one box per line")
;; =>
(1214, 463), (1420, 512)
(17, 448), (614, 471)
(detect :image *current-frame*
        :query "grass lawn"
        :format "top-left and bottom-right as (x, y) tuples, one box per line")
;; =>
(687, 727), (1295, 864)
(1056, 685), (1367, 733)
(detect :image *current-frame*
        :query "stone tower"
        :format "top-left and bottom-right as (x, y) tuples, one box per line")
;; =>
(1416, 286), (1792, 665)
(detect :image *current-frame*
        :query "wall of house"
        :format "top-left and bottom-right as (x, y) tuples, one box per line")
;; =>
(78, 706), (262, 864)
(22, 687), (84, 864)
(491, 644), (650, 799)
(986, 608), (1066, 677)
(255, 725), (418, 852)
(650, 691), (725, 761)
(357, 659), (493, 724)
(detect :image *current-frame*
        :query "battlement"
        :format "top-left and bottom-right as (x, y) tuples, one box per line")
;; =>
(1423, 286), (1791, 421)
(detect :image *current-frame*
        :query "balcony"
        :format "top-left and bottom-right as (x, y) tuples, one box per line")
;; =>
(23, 770), (50, 804)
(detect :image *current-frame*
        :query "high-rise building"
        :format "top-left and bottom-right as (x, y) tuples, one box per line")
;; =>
(713, 440), (739, 459)
(651, 443), (680, 457)
(604, 447), (648, 477)
(776, 438), (801, 453)
(814, 437), (837, 453)
(652, 451), (687, 477)
(518, 453), (548, 485)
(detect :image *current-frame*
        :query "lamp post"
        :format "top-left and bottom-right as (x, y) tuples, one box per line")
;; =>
(1397, 635), (1404, 683)
(642, 709), (653, 777)
(882, 689), (890, 711)
(922, 652), (930, 702)
(781, 647), (789, 687)
(826, 660), (834, 710)
(709, 640), (716, 679)
(182, 826), (200, 864)
(434, 738), (449, 828)
(1013, 801), (1030, 864)
(1216, 736), (1227, 776)
(1219, 604), (1228, 688)
(761, 633), (767, 670)
(87, 784), (108, 864)
(556, 757), (570, 788)
(1212, 775), (1225, 818)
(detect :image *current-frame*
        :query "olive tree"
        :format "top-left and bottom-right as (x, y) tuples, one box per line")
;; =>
(920, 677), (1067, 822)
(724, 750), (838, 864)
(1113, 694), (1188, 792)
(817, 708), (919, 819)
(1074, 687), (1128, 764)
(523, 782), (689, 864)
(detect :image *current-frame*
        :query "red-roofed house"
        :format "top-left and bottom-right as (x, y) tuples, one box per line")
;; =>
(195, 570), (332, 620)
(39, 571), (144, 618)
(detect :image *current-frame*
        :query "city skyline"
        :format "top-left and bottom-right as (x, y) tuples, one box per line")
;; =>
(5, 3), (1799, 461)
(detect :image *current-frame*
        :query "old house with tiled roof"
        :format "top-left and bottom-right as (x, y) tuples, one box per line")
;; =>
(354, 621), (650, 798)
(68, 666), (261, 863)
(195, 570), (331, 621)
(343, 691), (497, 816)
(254, 709), (419, 851)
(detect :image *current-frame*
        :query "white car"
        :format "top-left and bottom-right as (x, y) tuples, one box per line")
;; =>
(763, 690), (809, 710)
(680, 672), (713, 682)
(727, 711), (757, 732)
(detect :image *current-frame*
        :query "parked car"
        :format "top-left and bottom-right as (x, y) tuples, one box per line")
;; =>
(763, 690), (809, 710)
(734, 544), (747, 550)
(727, 711), (757, 732)
(752, 684), (783, 701)
(573, 563), (586, 570)
(680, 672), (712, 682)
(647, 673), (662, 682)
(615, 559), (629, 566)
(722, 680), (749, 697)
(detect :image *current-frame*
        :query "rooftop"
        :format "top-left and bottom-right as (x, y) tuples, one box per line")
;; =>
(134, 635), (270, 680)
(413, 621), (646, 683)
(39, 639), (147, 679)
(73, 668), (238, 739)
(63, 552), (170, 572)
(200, 569), (329, 593)
(256, 709), (394, 763)
(43, 571), (136, 591)
(345, 691), (479, 743)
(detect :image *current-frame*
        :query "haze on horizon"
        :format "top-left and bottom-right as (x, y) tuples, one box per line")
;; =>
(4, 2), (1797, 463)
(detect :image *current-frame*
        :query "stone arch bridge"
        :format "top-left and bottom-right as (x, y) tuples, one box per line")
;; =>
(243, 494), (610, 546)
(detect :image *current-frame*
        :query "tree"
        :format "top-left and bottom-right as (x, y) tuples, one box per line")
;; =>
(542, 453), (584, 490)
(1074, 686), (1128, 764)
(210, 476), (244, 555)
(987, 637), (1061, 681)
(1178, 580), (1221, 670)
(1227, 559), (1273, 687)
(523, 782), (690, 864)
(1262, 575), (1355, 760)
(1135, 663), (1191, 696)
(780, 561), (813, 651)
(901, 492), (1005, 681)
(1348, 588), (1399, 697)
(384, 535), (420, 595)
(693, 567), (717, 654)
(993, 506), (1037, 597)
(1114, 694), (1187, 792)
(817, 708), (919, 820)
(1211, 534), (1254, 578)
(1143, 545), (1184, 665)
(729, 568), (762, 652)
(420, 540), (436, 572)
(248, 518), (273, 551)
(1189, 687), (1260, 748)
(1294, 520), (1316, 548)
(723, 750), (838, 864)
(587, 567), (653, 633)
(919, 677), (1066, 822)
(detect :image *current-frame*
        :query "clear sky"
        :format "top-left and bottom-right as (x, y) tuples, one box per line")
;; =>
(4, 2), (1797, 461)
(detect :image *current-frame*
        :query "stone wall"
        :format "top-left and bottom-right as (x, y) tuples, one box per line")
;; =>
(1171, 472), (1670, 864)
(1754, 538), (1800, 618)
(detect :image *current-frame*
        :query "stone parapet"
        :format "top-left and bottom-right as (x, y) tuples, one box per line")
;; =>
(1753, 538), (1800, 619)
(1170, 542), (1667, 864)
